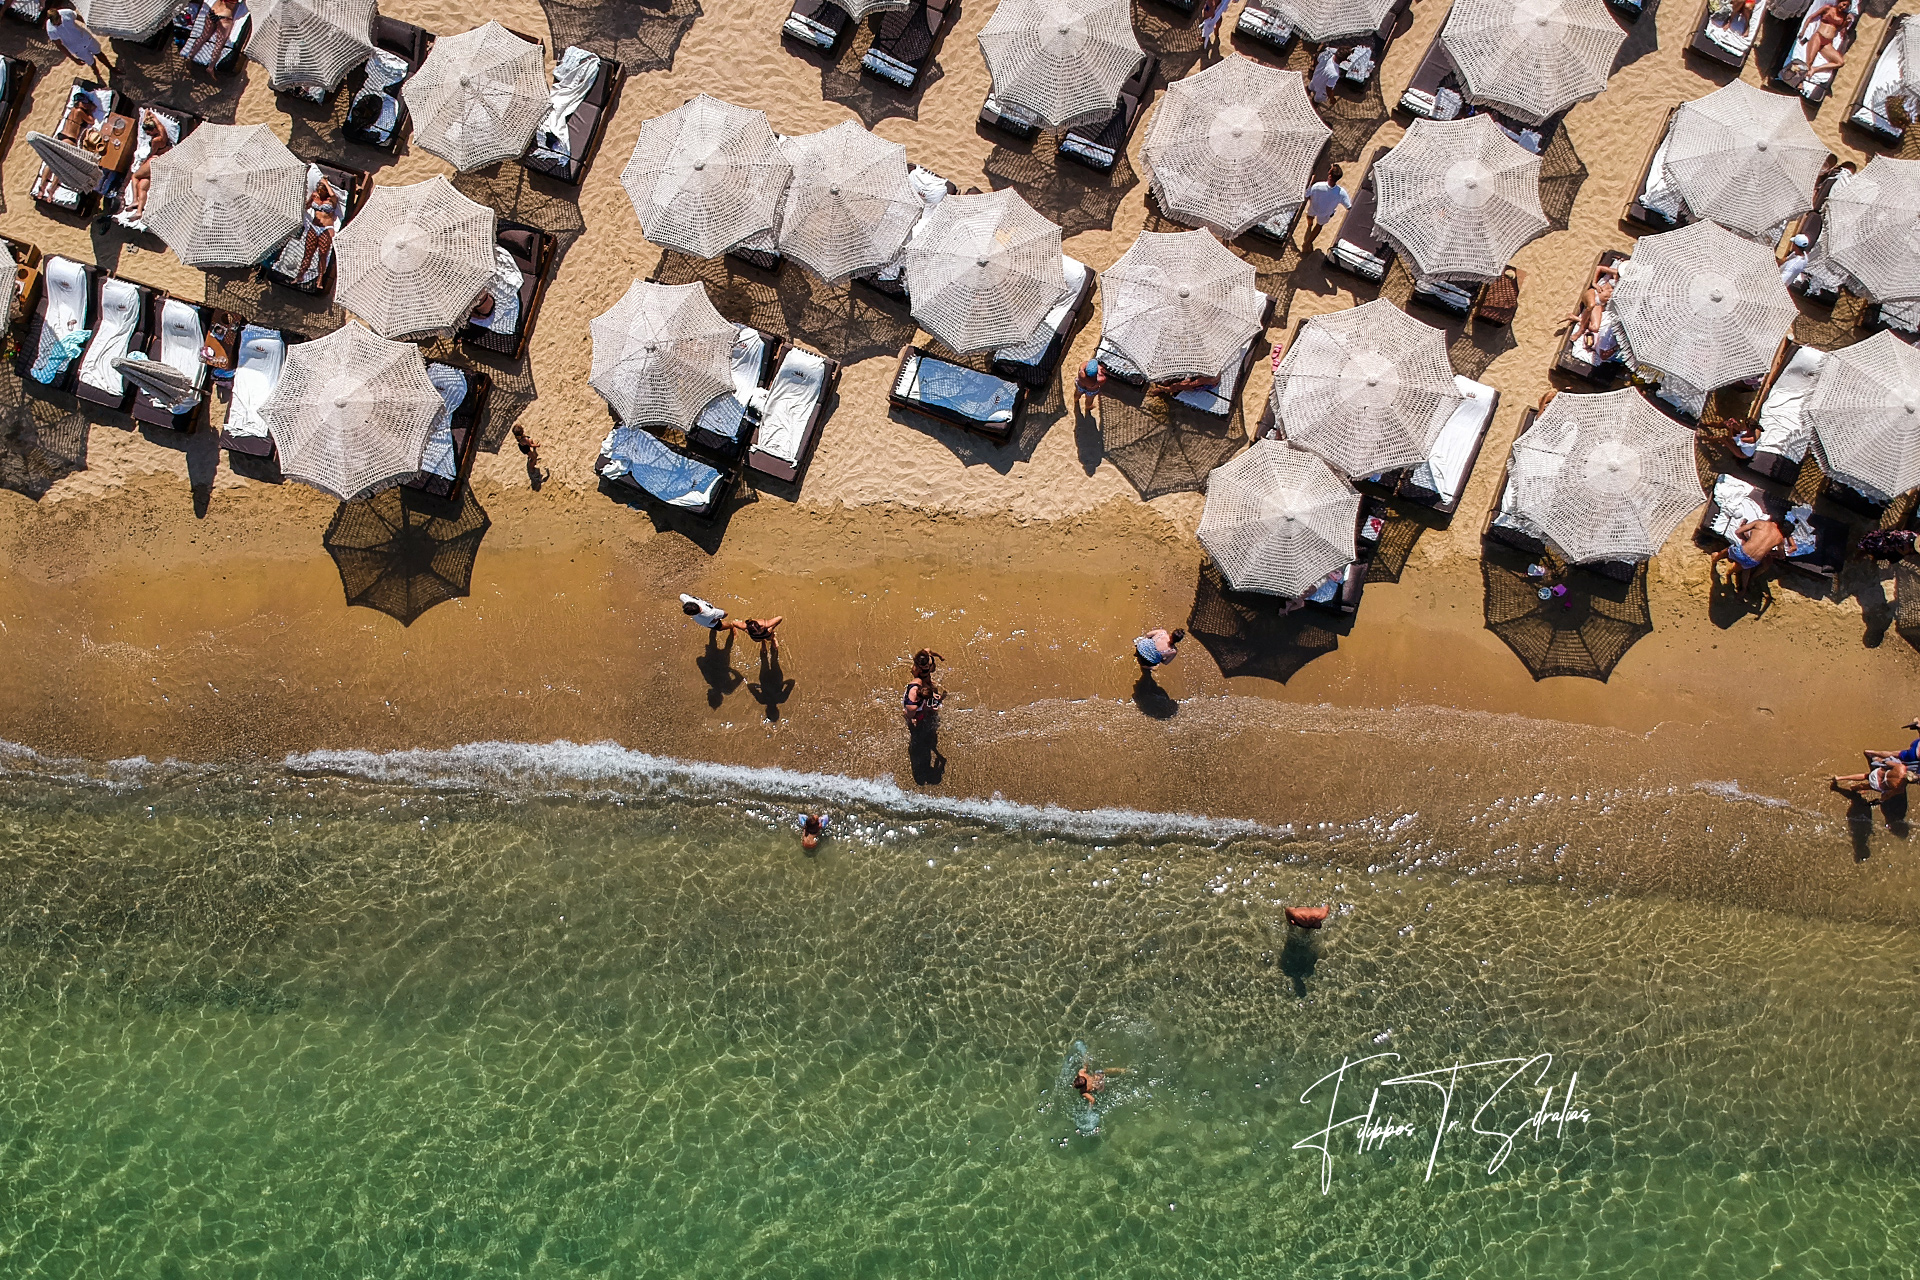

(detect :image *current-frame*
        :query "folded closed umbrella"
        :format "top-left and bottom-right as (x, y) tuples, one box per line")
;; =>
(1197, 440), (1359, 598)
(1258, 0), (1399, 44)
(1506, 387), (1703, 563)
(27, 132), (102, 196)
(774, 120), (923, 285)
(837, 0), (912, 15)
(1440, 0), (1625, 126)
(78, 0), (175, 40)
(331, 176), (499, 338)
(1819, 157), (1920, 304)
(111, 355), (200, 410)
(621, 95), (793, 260)
(978, 0), (1145, 130)
(1374, 115), (1548, 283)
(264, 323), (446, 501)
(244, 0), (378, 91)
(589, 279), (737, 430)
(904, 188), (1066, 353)
(143, 124), (307, 268)
(1098, 228), (1268, 380)
(1663, 80), (1827, 241)
(1138, 56), (1330, 240)
(401, 21), (549, 172)
(1807, 330), (1920, 500)
(1270, 298), (1462, 478)
(1609, 221), (1798, 392)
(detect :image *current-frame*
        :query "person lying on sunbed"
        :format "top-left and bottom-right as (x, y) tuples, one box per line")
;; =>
(347, 49), (410, 145)
(120, 109), (174, 222)
(1710, 0), (1757, 37)
(1566, 262), (1619, 354)
(180, 0), (238, 66)
(1791, 0), (1856, 78)
(289, 177), (341, 287)
(31, 88), (104, 203)
(1148, 372), (1220, 395)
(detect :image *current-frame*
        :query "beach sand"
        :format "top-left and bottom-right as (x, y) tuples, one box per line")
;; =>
(0, 0), (1916, 882)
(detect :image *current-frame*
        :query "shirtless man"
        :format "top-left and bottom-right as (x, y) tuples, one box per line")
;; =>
(1565, 262), (1619, 354)
(1709, 516), (1790, 592)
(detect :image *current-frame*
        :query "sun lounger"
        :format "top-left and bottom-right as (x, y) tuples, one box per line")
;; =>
(749, 340), (842, 482)
(521, 48), (622, 186)
(1740, 341), (1824, 482)
(2, 237), (44, 337)
(889, 345), (1027, 443)
(1700, 470), (1848, 576)
(32, 80), (115, 215)
(1327, 156), (1392, 283)
(265, 158), (372, 295)
(1624, 105), (1686, 230)
(1298, 499), (1392, 616)
(17, 255), (95, 391)
(978, 92), (1043, 140)
(1848, 15), (1912, 143)
(862, 0), (953, 90)
(1553, 249), (1632, 385)
(406, 363), (491, 497)
(1398, 29), (1464, 120)
(1774, 0), (1858, 105)
(1234, 1), (1296, 53)
(597, 425), (737, 519)
(856, 164), (956, 302)
(784, 0), (853, 50)
(171, 0), (251, 75)
(73, 274), (156, 411)
(0, 56), (34, 155)
(687, 323), (778, 458)
(343, 16), (434, 152)
(1607, 0), (1648, 21)
(1058, 56), (1158, 172)
(1315, 0), (1409, 93)
(461, 222), (557, 361)
(1, 0), (45, 22)
(991, 254), (1095, 385)
(1379, 375), (1500, 517)
(1689, 0), (1759, 69)
(106, 103), (201, 231)
(725, 229), (785, 274)
(1411, 276), (1479, 319)
(220, 324), (295, 458)
(1166, 290), (1277, 417)
(130, 296), (215, 431)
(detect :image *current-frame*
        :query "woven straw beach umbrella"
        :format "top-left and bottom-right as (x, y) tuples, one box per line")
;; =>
(1506, 388), (1703, 564)
(1099, 229), (1268, 380)
(78, 0), (176, 40)
(1198, 440), (1360, 598)
(1374, 115), (1548, 283)
(622, 95), (793, 260)
(774, 121), (922, 285)
(1820, 157), (1920, 304)
(244, 0), (377, 91)
(1610, 221), (1797, 392)
(589, 280), (737, 430)
(401, 21), (548, 172)
(1259, 0), (1399, 44)
(1663, 80), (1827, 241)
(143, 124), (306, 269)
(1139, 56), (1331, 240)
(904, 188), (1066, 353)
(1440, 0), (1625, 126)
(332, 177), (498, 338)
(1807, 331), (1920, 500)
(836, 0), (912, 16)
(978, 0), (1145, 130)
(264, 323), (446, 501)
(1901, 17), (1920, 97)
(26, 133), (102, 196)
(1271, 299), (1462, 478)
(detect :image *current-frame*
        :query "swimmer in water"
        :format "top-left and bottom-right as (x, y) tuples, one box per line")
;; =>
(1073, 1062), (1128, 1099)
(800, 813), (828, 852)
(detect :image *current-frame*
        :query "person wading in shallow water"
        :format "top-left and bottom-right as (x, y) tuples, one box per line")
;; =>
(1073, 1061), (1129, 1100)
(799, 813), (828, 852)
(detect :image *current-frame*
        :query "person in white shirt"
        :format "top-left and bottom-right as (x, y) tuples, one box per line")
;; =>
(680, 594), (732, 631)
(1779, 233), (1812, 290)
(1301, 166), (1351, 254)
(45, 8), (110, 81)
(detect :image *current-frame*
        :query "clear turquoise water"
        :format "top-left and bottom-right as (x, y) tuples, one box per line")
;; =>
(0, 745), (1913, 1278)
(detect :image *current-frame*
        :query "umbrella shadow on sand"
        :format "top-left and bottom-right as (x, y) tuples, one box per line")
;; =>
(983, 137), (1140, 239)
(651, 250), (918, 367)
(102, 42), (248, 124)
(1481, 550), (1653, 681)
(539, 0), (703, 72)
(0, 371), (89, 499)
(796, 0), (952, 129)
(1133, 0), (1205, 79)
(1535, 121), (1589, 232)
(1187, 561), (1341, 682)
(323, 485), (491, 626)
(1098, 387), (1248, 499)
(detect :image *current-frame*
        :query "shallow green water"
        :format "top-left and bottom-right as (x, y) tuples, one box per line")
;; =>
(0, 746), (1913, 1278)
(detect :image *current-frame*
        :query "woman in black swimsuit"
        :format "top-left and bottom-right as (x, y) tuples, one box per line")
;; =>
(742, 616), (783, 653)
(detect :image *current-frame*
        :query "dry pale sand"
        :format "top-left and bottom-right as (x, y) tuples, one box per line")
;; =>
(0, 0), (1916, 845)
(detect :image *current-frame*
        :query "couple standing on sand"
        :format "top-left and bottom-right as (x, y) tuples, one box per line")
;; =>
(681, 594), (783, 651)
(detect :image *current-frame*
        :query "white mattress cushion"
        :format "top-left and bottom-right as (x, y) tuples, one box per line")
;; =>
(756, 347), (828, 464)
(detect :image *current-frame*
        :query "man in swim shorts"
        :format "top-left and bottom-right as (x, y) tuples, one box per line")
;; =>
(1709, 518), (1789, 592)
(1134, 628), (1183, 670)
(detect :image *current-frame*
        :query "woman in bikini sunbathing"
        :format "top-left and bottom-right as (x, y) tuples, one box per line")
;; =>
(180, 0), (238, 66)
(1797, 0), (1854, 76)
(291, 178), (341, 287)
(121, 110), (172, 221)
(1566, 263), (1620, 354)
(32, 89), (104, 202)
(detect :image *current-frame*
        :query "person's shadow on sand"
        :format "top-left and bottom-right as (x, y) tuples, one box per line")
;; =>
(748, 650), (795, 723)
(909, 720), (947, 785)
(1841, 790), (1911, 862)
(1133, 671), (1178, 719)
(696, 631), (743, 709)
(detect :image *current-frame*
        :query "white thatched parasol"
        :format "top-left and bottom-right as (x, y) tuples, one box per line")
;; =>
(1662, 80), (1827, 241)
(837, 0), (912, 16)
(774, 120), (923, 285)
(264, 323), (447, 501)
(1507, 388), (1704, 563)
(244, 0), (377, 91)
(1197, 440), (1360, 598)
(977, 0), (1145, 130)
(1808, 331), (1920, 500)
(143, 124), (306, 269)
(78, 0), (175, 40)
(331, 177), (498, 338)
(1257, 0), (1399, 44)
(1270, 299), (1462, 478)
(400, 21), (548, 172)
(1099, 228), (1268, 381)
(588, 280), (738, 430)
(1373, 115), (1548, 283)
(26, 132), (102, 195)
(1609, 221), (1797, 392)
(1138, 56), (1330, 240)
(904, 188), (1066, 353)
(621, 95), (793, 260)
(1900, 16), (1920, 98)
(1440, 0), (1625, 126)
(1819, 157), (1920, 304)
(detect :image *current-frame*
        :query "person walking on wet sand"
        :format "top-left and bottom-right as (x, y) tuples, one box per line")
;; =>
(1834, 751), (1908, 802)
(1134, 627), (1182, 670)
